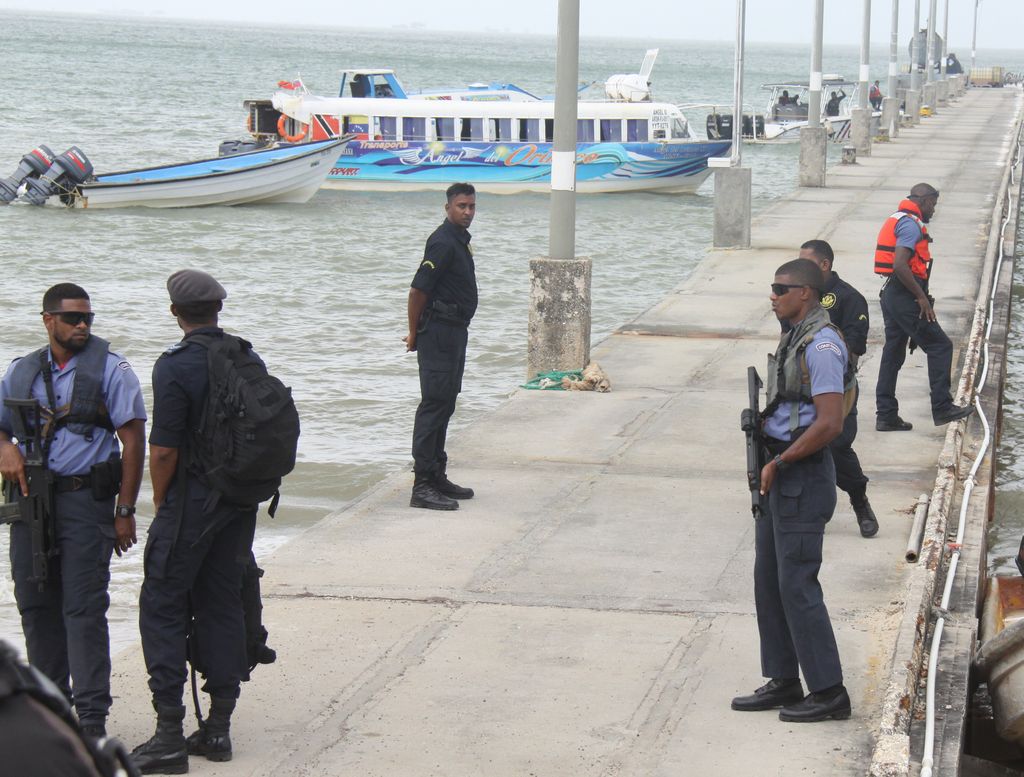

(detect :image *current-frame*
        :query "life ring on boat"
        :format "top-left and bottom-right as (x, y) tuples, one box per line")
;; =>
(277, 114), (309, 143)
(246, 112), (255, 136)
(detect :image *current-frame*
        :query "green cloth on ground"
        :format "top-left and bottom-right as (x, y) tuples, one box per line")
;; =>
(521, 370), (583, 390)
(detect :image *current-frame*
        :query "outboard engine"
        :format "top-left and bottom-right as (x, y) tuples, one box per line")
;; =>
(22, 147), (94, 206)
(0, 145), (55, 203)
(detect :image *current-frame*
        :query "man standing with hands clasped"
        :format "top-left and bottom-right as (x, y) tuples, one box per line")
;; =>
(732, 259), (851, 723)
(404, 182), (478, 512)
(874, 183), (973, 431)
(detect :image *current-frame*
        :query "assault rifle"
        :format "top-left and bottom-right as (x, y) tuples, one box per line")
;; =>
(0, 399), (56, 588)
(740, 366), (766, 518)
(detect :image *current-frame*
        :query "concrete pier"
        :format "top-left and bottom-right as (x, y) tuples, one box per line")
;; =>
(798, 125), (828, 187)
(526, 257), (592, 379)
(851, 106), (873, 156)
(107, 87), (1024, 776)
(713, 165), (752, 248)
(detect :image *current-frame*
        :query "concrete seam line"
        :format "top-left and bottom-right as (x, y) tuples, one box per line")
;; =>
(868, 97), (1024, 776)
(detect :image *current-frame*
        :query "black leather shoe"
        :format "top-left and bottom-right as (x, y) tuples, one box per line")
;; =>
(933, 404), (974, 426)
(434, 475), (474, 500)
(851, 496), (879, 538)
(876, 416), (913, 432)
(410, 481), (459, 511)
(731, 678), (804, 711)
(779, 685), (852, 722)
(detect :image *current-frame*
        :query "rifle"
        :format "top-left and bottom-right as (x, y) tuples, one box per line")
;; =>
(740, 366), (766, 518)
(0, 399), (57, 588)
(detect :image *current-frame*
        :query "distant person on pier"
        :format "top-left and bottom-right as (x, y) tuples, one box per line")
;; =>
(873, 183), (974, 431)
(825, 89), (846, 117)
(404, 182), (478, 511)
(946, 53), (964, 75)
(799, 240), (877, 538)
(0, 283), (146, 742)
(732, 258), (851, 723)
(869, 80), (883, 110)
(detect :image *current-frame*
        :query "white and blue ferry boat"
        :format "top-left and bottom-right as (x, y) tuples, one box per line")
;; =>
(241, 52), (731, 194)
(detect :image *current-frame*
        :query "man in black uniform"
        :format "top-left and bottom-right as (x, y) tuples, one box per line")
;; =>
(798, 240), (878, 538)
(132, 270), (258, 774)
(0, 283), (146, 740)
(405, 182), (478, 511)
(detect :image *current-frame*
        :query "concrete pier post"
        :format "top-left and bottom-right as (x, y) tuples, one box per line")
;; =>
(882, 96), (900, 137)
(937, 79), (949, 107)
(713, 166), (752, 248)
(904, 89), (921, 125)
(799, 126), (828, 187)
(922, 82), (937, 114)
(527, 258), (591, 379)
(851, 108), (872, 155)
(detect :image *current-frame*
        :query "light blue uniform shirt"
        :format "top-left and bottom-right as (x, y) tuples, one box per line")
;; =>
(894, 213), (923, 250)
(763, 326), (847, 441)
(0, 347), (147, 476)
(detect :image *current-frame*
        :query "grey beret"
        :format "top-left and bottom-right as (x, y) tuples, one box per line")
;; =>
(166, 269), (226, 304)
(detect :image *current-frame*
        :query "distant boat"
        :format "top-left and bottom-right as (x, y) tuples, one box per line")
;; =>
(0, 138), (347, 209)
(237, 51), (732, 194)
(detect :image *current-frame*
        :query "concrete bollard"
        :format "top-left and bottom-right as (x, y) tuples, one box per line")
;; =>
(904, 89), (921, 126)
(841, 145), (857, 164)
(798, 126), (828, 188)
(527, 257), (592, 381)
(713, 166), (751, 248)
(881, 96), (900, 138)
(922, 83), (937, 115)
(851, 107), (872, 156)
(937, 80), (949, 107)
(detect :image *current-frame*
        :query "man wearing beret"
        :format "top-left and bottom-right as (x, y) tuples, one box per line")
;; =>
(133, 270), (260, 773)
(0, 282), (146, 741)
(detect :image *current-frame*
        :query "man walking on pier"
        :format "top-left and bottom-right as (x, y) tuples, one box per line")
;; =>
(732, 258), (850, 723)
(404, 182), (478, 511)
(874, 183), (973, 431)
(798, 240), (878, 538)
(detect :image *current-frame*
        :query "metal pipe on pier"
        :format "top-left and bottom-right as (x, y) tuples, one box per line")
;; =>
(799, 0), (827, 187)
(971, 0), (979, 71)
(940, 0), (949, 79)
(858, 0), (871, 108)
(911, 0), (922, 91)
(926, 0), (938, 84)
(806, 0), (824, 128)
(549, 0), (579, 262)
(888, 0), (899, 102)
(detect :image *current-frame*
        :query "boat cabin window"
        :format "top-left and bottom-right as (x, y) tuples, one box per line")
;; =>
(343, 115), (370, 137)
(376, 116), (398, 140)
(577, 119), (595, 142)
(349, 73), (395, 99)
(544, 119), (554, 143)
(350, 74), (369, 98)
(435, 117), (457, 141)
(491, 118), (513, 141)
(403, 117), (427, 141)
(519, 119), (541, 142)
(626, 119), (648, 142)
(461, 118), (484, 142)
(670, 118), (690, 139)
(600, 119), (622, 142)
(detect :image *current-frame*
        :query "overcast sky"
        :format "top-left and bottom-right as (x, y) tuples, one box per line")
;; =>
(2, 0), (1019, 50)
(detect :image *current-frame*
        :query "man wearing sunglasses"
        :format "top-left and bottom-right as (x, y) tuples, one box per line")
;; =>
(732, 259), (850, 723)
(874, 183), (973, 430)
(0, 283), (146, 740)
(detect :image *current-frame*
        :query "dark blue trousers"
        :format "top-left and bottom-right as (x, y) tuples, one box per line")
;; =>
(829, 386), (868, 497)
(412, 320), (468, 478)
(139, 478), (256, 706)
(754, 450), (843, 693)
(10, 488), (115, 726)
(875, 280), (956, 421)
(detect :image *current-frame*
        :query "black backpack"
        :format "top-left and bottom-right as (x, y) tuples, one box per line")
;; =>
(189, 333), (300, 513)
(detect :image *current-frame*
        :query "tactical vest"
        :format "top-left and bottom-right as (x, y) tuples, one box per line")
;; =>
(874, 199), (932, 280)
(6, 335), (112, 441)
(765, 305), (854, 432)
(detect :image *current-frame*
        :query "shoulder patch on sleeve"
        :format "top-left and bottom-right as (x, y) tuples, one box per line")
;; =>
(163, 343), (187, 356)
(421, 260), (436, 270)
(117, 360), (131, 371)
(815, 341), (843, 357)
(858, 314), (868, 321)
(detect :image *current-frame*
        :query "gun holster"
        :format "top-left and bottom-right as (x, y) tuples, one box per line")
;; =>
(89, 457), (122, 501)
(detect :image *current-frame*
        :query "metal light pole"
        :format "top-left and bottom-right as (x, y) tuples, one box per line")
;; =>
(807, 0), (824, 127)
(888, 0), (899, 101)
(859, 0), (871, 108)
(799, 0), (827, 187)
(911, 0), (922, 90)
(549, 0), (579, 261)
(940, 0), (949, 77)
(926, 0), (938, 83)
(730, 0), (746, 165)
(713, 0), (752, 246)
(971, 0), (979, 70)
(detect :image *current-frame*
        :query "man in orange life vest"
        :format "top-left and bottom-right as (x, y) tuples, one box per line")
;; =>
(874, 183), (973, 430)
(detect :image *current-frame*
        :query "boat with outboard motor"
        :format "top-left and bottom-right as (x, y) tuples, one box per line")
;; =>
(233, 51), (732, 194)
(0, 138), (347, 209)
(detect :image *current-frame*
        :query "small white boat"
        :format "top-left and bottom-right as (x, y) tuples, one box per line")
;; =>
(240, 51), (732, 194)
(975, 576), (1024, 744)
(1, 138), (347, 209)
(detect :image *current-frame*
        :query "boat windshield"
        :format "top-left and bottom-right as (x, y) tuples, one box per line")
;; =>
(671, 118), (690, 139)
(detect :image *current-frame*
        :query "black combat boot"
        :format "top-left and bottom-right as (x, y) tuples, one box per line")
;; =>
(130, 703), (188, 774)
(850, 491), (879, 538)
(410, 476), (459, 510)
(434, 472), (474, 500)
(186, 696), (235, 762)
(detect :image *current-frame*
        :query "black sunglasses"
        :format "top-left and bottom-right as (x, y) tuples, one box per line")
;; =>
(43, 310), (95, 327)
(770, 283), (806, 296)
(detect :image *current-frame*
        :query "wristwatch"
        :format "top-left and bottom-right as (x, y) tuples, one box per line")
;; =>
(772, 454), (790, 472)
(115, 504), (136, 519)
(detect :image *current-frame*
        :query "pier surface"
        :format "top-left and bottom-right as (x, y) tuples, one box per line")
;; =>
(110, 87), (1023, 775)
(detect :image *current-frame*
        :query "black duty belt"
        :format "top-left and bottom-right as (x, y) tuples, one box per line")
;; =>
(56, 474), (91, 493)
(763, 436), (825, 463)
(428, 301), (470, 328)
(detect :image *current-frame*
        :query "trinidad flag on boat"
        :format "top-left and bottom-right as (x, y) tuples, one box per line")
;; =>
(276, 79), (305, 91)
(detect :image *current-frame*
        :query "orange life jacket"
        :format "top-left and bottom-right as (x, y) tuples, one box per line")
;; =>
(874, 199), (932, 280)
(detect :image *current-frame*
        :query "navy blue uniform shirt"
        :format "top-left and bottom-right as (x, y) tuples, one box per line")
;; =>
(820, 271), (869, 357)
(411, 219), (478, 322)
